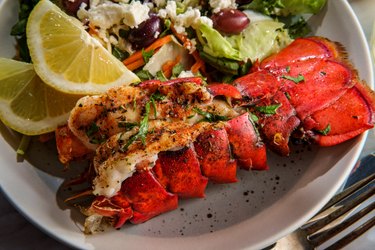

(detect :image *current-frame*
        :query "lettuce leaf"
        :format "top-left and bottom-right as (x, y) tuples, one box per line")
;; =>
(197, 23), (242, 61)
(227, 20), (292, 62)
(196, 20), (292, 63)
(241, 0), (327, 16)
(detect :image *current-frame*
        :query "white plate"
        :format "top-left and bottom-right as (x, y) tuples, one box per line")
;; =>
(0, 0), (373, 249)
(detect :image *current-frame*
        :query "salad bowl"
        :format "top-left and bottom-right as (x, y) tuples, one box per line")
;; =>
(0, 0), (373, 249)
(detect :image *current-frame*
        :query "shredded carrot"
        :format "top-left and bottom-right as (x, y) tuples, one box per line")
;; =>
(162, 55), (182, 78)
(191, 51), (206, 74)
(88, 23), (98, 36)
(123, 35), (173, 67)
(126, 59), (147, 71)
(161, 60), (175, 78)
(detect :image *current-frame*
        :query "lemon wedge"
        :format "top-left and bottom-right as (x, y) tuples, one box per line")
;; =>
(26, 0), (139, 95)
(0, 58), (81, 135)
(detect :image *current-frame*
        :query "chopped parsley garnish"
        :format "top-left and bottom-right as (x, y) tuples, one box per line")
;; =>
(86, 122), (108, 144)
(136, 69), (153, 81)
(247, 112), (261, 138)
(159, 19), (172, 38)
(193, 107), (228, 122)
(142, 49), (154, 63)
(112, 46), (129, 61)
(255, 103), (281, 115)
(150, 92), (166, 117)
(317, 124), (331, 135)
(133, 98), (137, 110)
(281, 74), (305, 83)
(121, 102), (150, 151)
(118, 121), (139, 130)
(285, 65), (291, 73)
(150, 92), (166, 101)
(86, 122), (100, 137)
(249, 112), (259, 123)
(172, 63), (184, 77)
(156, 70), (167, 81)
(285, 92), (291, 100)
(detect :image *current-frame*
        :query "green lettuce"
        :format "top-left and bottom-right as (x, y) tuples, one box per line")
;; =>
(241, 0), (327, 16)
(227, 20), (292, 62)
(196, 20), (292, 63)
(197, 23), (242, 61)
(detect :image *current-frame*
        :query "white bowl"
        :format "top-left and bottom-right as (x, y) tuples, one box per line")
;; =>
(0, 0), (373, 249)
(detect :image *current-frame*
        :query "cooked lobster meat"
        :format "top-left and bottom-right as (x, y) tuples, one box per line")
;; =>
(58, 37), (375, 233)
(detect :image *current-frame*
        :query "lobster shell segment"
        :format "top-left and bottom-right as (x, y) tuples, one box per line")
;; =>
(120, 170), (178, 224)
(86, 170), (178, 229)
(304, 84), (375, 146)
(259, 37), (341, 69)
(153, 146), (209, 198)
(225, 113), (268, 170)
(194, 128), (238, 183)
(284, 59), (353, 120)
(233, 71), (281, 104)
(257, 91), (301, 156)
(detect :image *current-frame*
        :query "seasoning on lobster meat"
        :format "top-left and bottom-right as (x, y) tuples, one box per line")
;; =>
(57, 37), (375, 233)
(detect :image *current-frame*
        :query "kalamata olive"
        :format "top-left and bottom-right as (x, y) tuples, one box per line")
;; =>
(211, 9), (250, 35)
(62, 0), (89, 16)
(235, 0), (253, 5)
(128, 14), (163, 50)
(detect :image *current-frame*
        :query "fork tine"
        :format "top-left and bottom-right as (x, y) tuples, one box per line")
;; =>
(324, 215), (375, 250)
(307, 200), (375, 246)
(321, 173), (375, 211)
(301, 181), (375, 235)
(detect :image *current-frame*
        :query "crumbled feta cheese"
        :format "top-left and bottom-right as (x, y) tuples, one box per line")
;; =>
(196, 16), (213, 28)
(77, 3), (89, 20)
(87, 3), (127, 30)
(178, 70), (195, 78)
(83, 1), (150, 30)
(157, 1), (211, 35)
(158, 0), (177, 19)
(122, 1), (150, 28)
(175, 7), (200, 30)
(109, 35), (118, 45)
(209, 0), (237, 13)
(187, 38), (197, 53)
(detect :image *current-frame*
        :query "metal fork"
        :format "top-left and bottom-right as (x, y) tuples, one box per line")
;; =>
(298, 172), (375, 249)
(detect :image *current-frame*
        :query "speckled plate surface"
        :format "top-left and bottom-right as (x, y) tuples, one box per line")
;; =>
(0, 0), (373, 249)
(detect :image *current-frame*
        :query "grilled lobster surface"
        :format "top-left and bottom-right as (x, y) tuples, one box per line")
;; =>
(56, 37), (375, 233)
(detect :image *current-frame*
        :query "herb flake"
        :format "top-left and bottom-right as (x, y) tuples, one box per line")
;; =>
(142, 49), (154, 64)
(193, 107), (228, 122)
(255, 104), (281, 115)
(281, 74), (305, 83)
(121, 102), (150, 151)
(317, 124), (331, 135)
